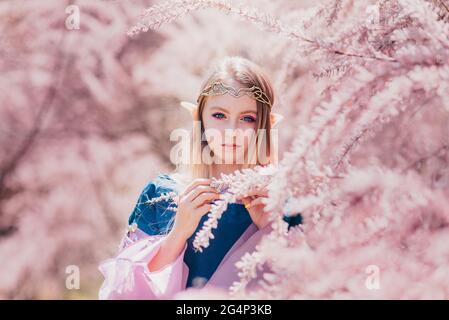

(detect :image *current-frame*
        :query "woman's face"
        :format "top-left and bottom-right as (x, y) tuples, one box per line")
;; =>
(202, 92), (258, 165)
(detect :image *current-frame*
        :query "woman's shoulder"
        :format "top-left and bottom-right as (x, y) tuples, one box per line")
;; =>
(154, 171), (190, 193)
(127, 172), (179, 236)
(137, 172), (183, 196)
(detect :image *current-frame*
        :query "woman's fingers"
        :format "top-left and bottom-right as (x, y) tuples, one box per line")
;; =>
(241, 196), (252, 207)
(246, 196), (267, 209)
(187, 185), (219, 202)
(192, 191), (221, 208)
(182, 178), (212, 196)
(237, 191), (268, 200)
(238, 188), (268, 200)
(195, 203), (212, 218)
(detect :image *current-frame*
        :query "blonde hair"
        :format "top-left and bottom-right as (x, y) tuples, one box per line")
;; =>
(172, 56), (278, 187)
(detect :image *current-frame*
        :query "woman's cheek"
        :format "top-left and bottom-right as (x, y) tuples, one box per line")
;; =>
(204, 129), (224, 155)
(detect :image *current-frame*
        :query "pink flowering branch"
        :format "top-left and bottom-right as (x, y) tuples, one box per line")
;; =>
(192, 164), (279, 252)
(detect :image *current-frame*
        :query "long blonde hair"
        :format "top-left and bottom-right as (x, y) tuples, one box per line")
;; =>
(172, 56), (278, 188)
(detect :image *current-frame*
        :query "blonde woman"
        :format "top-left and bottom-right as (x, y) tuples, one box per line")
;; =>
(98, 56), (302, 299)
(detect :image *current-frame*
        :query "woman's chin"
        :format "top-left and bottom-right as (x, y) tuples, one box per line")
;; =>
(213, 151), (246, 164)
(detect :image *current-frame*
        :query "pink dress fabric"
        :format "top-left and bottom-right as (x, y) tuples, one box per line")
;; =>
(98, 222), (273, 299)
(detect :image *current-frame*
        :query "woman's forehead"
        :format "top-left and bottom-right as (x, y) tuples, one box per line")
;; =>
(205, 94), (257, 113)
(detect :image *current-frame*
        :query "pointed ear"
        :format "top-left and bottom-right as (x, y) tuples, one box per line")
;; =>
(179, 101), (199, 118)
(270, 112), (284, 127)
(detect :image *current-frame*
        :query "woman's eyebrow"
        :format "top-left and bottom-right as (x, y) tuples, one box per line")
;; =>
(210, 106), (229, 113)
(239, 109), (257, 115)
(210, 106), (256, 114)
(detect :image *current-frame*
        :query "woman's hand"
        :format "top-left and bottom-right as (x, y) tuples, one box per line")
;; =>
(238, 185), (271, 230)
(172, 178), (221, 240)
(148, 178), (220, 273)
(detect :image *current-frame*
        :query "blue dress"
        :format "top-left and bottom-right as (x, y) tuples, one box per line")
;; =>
(127, 173), (302, 288)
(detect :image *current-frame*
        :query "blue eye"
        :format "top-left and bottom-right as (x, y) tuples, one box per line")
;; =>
(242, 116), (256, 123)
(212, 113), (226, 119)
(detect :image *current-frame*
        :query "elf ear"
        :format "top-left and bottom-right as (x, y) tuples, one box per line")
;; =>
(270, 112), (284, 128)
(179, 101), (199, 118)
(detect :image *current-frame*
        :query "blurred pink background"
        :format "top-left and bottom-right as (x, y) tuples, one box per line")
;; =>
(1, 0), (448, 299)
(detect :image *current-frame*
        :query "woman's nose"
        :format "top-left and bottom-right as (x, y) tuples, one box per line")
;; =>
(225, 119), (244, 132)
(223, 127), (238, 142)
(224, 130), (235, 141)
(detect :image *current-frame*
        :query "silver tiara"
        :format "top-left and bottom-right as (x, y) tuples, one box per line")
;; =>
(197, 81), (272, 108)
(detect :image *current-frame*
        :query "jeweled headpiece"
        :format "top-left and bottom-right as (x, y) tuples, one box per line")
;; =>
(197, 81), (272, 108)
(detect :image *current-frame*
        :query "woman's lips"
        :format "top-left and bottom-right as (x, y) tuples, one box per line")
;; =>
(222, 144), (240, 148)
